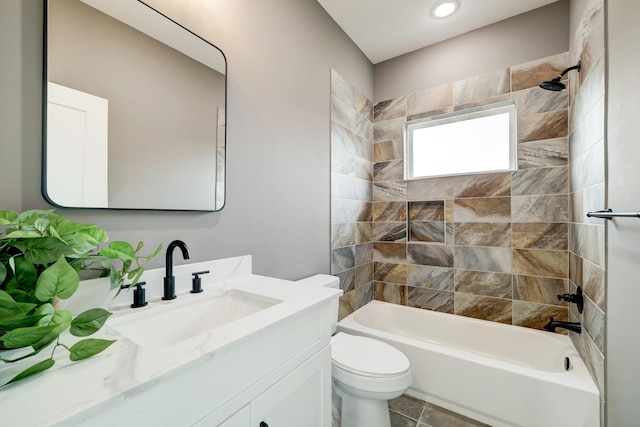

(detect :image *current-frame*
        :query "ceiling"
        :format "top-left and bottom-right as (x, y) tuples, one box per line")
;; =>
(317, 0), (560, 64)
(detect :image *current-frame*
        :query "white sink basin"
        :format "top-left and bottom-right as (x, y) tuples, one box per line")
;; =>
(109, 290), (281, 349)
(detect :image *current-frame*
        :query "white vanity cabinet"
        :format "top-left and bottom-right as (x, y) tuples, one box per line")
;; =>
(203, 346), (331, 427)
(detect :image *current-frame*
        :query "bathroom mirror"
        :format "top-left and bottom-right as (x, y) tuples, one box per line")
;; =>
(44, 0), (226, 211)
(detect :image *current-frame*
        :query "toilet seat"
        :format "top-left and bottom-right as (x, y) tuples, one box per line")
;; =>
(331, 332), (410, 377)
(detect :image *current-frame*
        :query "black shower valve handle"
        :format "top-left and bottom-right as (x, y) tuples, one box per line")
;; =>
(556, 286), (584, 313)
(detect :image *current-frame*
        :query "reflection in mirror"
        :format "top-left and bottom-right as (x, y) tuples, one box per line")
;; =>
(44, 0), (226, 211)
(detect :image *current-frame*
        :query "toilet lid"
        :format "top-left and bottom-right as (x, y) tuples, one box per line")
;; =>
(331, 332), (410, 377)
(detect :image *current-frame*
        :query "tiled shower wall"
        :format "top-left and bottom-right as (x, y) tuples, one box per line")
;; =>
(369, 52), (573, 329)
(567, 0), (606, 414)
(330, 70), (375, 318)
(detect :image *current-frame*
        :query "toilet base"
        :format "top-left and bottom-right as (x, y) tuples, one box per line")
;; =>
(334, 380), (394, 427)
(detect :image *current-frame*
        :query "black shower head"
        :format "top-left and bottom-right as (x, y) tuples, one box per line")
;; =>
(539, 77), (566, 92)
(539, 61), (581, 92)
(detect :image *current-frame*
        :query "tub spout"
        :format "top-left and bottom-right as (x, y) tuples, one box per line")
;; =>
(543, 317), (582, 334)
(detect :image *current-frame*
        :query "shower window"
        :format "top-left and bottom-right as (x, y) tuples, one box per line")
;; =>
(404, 101), (517, 180)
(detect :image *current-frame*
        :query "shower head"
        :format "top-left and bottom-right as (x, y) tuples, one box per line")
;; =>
(539, 61), (581, 92)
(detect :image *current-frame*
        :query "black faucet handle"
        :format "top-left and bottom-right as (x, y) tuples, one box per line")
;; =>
(556, 286), (584, 313)
(131, 281), (148, 308)
(191, 270), (210, 294)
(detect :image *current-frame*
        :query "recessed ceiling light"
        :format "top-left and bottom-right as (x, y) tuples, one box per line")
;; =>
(432, 0), (459, 19)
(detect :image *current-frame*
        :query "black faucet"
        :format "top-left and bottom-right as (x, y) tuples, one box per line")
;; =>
(543, 317), (582, 334)
(162, 240), (191, 300)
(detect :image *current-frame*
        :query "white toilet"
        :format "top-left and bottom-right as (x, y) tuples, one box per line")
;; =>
(297, 275), (412, 427)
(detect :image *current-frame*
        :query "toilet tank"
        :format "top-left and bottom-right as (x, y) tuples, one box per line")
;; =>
(296, 274), (341, 333)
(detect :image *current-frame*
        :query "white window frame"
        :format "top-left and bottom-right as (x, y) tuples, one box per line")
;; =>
(404, 100), (517, 180)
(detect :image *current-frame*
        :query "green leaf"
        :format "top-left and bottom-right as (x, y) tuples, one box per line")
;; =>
(6, 358), (55, 385)
(15, 210), (53, 225)
(34, 218), (49, 233)
(0, 210), (18, 225)
(23, 237), (75, 265)
(0, 314), (46, 331)
(0, 261), (6, 284)
(100, 241), (137, 261)
(70, 308), (112, 337)
(34, 257), (79, 301)
(1, 230), (42, 240)
(69, 338), (116, 361)
(146, 243), (163, 261)
(0, 289), (15, 302)
(32, 310), (72, 351)
(5, 256), (37, 291)
(0, 324), (56, 348)
(0, 299), (25, 323)
(16, 302), (37, 314)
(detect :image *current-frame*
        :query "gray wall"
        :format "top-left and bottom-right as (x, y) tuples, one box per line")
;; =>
(373, 0), (570, 103)
(606, 0), (640, 424)
(0, 0), (373, 279)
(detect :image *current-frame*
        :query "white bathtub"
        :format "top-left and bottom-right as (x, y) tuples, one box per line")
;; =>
(336, 300), (599, 427)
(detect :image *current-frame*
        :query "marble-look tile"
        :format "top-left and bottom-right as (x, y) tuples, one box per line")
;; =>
(355, 243), (373, 267)
(511, 195), (568, 223)
(517, 109), (568, 143)
(572, 0), (604, 74)
(453, 197), (511, 223)
(374, 282), (407, 305)
(331, 146), (356, 176)
(374, 97), (407, 121)
(338, 290), (356, 320)
(355, 90), (373, 122)
(331, 246), (355, 274)
(374, 159), (404, 182)
(511, 166), (568, 196)
(353, 156), (373, 181)
(331, 223), (355, 248)
(407, 243), (454, 268)
(407, 265), (454, 291)
(569, 189), (584, 223)
(407, 107), (453, 122)
(444, 199), (454, 222)
(390, 411), (418, 427)
(389, 394), (424, 422)
(409, 221), (445, 243)
(571, 56), (605, 132)
(373, 221), (407, 242)
(517, 138), (568, 169)
(445, 223), (454, 245)
(332, 95), (358, 133)
(453, 68), (510, 105)
(512, 249), (568, 278)
(406, 83), (453, 116)
(582, 259), (605, 311)
(579, 6), (604, 82)
(512, 222), (568, 250)
(332, 173), (371, 201)
(510, 52), (569, 91)
(374, 139), (403, 162)
(453, 94), (511, 112)
(331, 69), (355, 108)
(407, 173), (510, 201)
(583, 294), (604, 353)
(569, 223), (605, 268)
(335, 268), (355, 293)
(374, 117), (405, 143)
(374, 262), (407, 284)
(374, 242), (407, 263)
(570, 139), (605, 193)
(373, 202), (407, 222)
(419, 402), (490, 427)
(454, 222), (511, 247)
(355, 282), (374, 309)
(373, 181), (407, 202)
(569, 97), (604, 158)
(331, 121), (371, 160)
(454, 269), (512, 298)
(409, 200), (444, 221)
(512, 300), (568, 330)
(355, 263), (374, 288)
(331, 198), (371, 223)
(455, 246), (512, 273)
(569, 251), (584, 288)
(513, 275), (567, 305)
(454, 293), (512, 324)
(511, 86), (568, 116)
(583, 182), (605, 225)
(356, 222), (373, 244)
(583, 325), (605, 395)
(407, 288), (454, 313)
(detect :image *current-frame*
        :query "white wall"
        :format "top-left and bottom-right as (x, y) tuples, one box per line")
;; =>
(0, 0), (372, 280)
(606, 0), (640, 424)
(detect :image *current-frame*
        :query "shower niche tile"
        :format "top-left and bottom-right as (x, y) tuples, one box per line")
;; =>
(408, 200), (445, 243)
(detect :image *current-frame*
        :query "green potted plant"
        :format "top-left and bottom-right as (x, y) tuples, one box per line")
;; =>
(0, 209), (161, 386)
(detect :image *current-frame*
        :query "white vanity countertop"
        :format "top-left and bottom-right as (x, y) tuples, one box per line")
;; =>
(0, 256), (341, 427)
